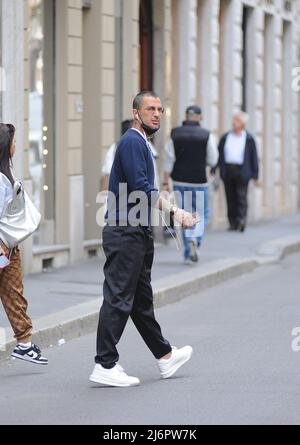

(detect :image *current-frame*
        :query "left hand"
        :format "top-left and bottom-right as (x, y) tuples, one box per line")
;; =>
(174, 209), (199, 229)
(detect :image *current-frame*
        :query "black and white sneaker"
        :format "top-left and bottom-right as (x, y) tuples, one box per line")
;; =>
(11, 343), (48, 365)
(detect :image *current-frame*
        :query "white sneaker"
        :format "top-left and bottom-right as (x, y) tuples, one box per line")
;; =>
(158, 346), (193, 379)
(115, 363), (125, 373)
(184, 258), (193, 266)
(89, 363), (140, 387)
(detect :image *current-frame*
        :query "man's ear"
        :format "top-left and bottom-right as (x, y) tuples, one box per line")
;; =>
(134, 111), (141, 123)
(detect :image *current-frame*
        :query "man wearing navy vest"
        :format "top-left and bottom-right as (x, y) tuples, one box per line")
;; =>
(212, 112), (259, 232)
(164, 106), (218, 264)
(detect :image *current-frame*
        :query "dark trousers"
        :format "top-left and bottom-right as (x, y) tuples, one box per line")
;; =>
(95, 225), (172, 369)
(223, 164), (249, 228)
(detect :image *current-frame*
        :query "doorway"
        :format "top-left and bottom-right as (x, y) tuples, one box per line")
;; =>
(139, 0), (153, 91)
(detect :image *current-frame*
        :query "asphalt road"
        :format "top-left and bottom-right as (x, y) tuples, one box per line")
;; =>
(1, 252), (300, 425)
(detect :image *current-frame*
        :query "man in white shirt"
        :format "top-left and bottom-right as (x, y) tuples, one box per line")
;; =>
(212, 112), (259, 232)
(163, 105), (218, 264)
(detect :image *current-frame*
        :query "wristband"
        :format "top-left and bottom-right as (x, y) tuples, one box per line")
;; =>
(170, 205), (178, 215)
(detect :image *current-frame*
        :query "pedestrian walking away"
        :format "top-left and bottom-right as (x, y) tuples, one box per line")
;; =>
(163, 105), (218, 264)
(90, 91), (198, 387)
(0, 123), (48, 365)
(212, 112), (259, 232)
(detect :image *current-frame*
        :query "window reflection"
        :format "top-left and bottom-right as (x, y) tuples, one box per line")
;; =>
(29, 0), (43, 212)
(28, 0), (55, 245)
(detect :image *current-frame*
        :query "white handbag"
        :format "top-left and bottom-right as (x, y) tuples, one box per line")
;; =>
(0, 181), (41, 248)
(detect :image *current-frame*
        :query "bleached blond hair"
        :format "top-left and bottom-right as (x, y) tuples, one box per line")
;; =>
(233, 111), (249, 127)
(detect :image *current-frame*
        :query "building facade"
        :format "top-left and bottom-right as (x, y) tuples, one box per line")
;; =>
(0, 0), (299, 274)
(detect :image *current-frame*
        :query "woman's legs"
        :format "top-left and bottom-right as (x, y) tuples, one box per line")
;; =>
(0, 242), (32, 343)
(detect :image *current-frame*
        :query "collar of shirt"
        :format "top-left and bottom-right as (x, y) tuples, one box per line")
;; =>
(130, 128), (155, 158)
(228, 130), (247, 139)
(130, 127), (148, 143)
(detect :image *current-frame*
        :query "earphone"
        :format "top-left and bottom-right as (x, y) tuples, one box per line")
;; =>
(135, 112), (143, 124)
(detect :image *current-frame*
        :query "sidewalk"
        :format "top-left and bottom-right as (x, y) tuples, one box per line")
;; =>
(1, 213), (300, 360)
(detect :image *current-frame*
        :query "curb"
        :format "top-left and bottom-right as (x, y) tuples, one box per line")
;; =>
(153, 257), (257, 308)
(0, 257), (257, 363)
(256, 235), (300, 263)
(1, 235), (300, 363)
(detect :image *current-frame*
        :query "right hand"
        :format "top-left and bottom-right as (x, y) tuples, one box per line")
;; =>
(174, 208), (199, 228)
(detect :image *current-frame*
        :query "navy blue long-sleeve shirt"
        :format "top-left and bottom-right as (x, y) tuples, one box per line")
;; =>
(105, 129), (159, 226)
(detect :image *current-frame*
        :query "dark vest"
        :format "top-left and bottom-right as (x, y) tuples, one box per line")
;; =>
(171, 121), (210, 184)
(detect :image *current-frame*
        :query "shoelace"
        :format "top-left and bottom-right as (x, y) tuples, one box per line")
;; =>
(32, 344), (42, 356)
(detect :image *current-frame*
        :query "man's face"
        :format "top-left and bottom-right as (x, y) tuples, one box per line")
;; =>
(232, 116), (244, 133)
(135, 97), (164, 131)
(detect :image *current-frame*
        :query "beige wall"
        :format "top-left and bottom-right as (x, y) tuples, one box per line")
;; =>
(2, 0), (299, 273)
(122, 0), (140, 121)
(168, 0), (300, 227)
(82, 0), (173, 240)
(82, 0), (142, 241)
(152, 0), (172, 178)
(82, 0), (120, 241)
(55, 0), (84, 262)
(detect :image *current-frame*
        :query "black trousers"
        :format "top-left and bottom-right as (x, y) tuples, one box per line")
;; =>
(95, 225), (172, 369)
(223, 164), (249, 228)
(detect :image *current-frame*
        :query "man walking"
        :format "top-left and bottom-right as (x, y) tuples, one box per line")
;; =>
(212, 112), (259, 232)
(89, 91), (197, 387)
(163, 106), (218, 264)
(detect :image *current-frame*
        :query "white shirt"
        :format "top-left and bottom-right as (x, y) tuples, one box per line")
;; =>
(224, 130), (247, 165)
(102, 143), (117, 176)
(164, 133), (219, 186)
(0, 173), (13, 218)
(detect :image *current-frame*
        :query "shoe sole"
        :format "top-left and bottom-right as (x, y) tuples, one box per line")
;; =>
(11, 353), (48, 365)
(161, 348), (193, 379)
(89, 375), (140, 387)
